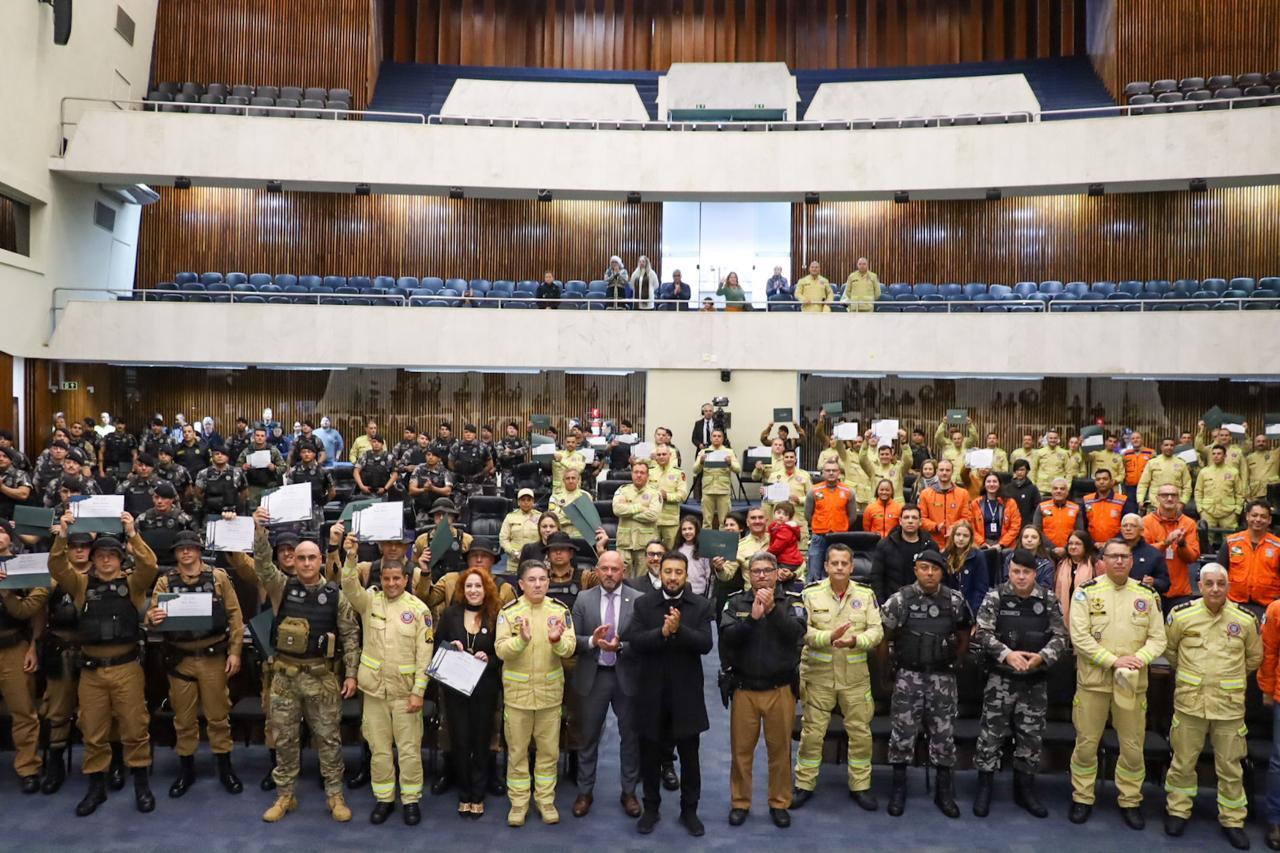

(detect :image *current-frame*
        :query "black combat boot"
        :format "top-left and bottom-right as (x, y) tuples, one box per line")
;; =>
(133, 766), (155, 813)
(1013, 770), (1048, 818)
(168, 754), (196, 798)
(260, 749), (277, 791)
(887, 764), (908, 817)
(42, 747), (67, 794)
(108, 743), (126, 790)
(973, 771), (994, 817)
(345, 745), (371, 788)
(216, 752), (243, 794)
(933, 767), (960, 818)
(432, 754), (455, 796)
(75, 772), (108, 817)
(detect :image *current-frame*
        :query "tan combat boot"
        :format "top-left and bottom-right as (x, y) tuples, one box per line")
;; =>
(539, 803), (560, 825)
(507, 804), (528, 827)
(262, 793), (297, 822)
(328, 793), (352, 822)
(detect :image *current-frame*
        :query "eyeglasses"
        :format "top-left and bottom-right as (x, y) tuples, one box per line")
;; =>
(646, 552), (665, 558)
(748, 567), (778, 576)
(1103, 553), (1132, 561)
(1158, 493), (1178, 499)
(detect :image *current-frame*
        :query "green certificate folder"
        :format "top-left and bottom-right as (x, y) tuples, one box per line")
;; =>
(698, 530), (740, 561)
(564, 495), (603, 538)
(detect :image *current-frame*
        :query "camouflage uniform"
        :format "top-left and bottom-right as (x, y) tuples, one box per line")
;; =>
(881, 583), (973, 766)
(972, 583), (1068, 772)
(254, 543), (361, 798)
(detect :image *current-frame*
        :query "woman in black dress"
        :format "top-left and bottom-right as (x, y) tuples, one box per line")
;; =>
(435, 567), (503, 817)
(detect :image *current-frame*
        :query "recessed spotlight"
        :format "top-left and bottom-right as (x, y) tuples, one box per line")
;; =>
(355, 183), (370, 196)
(266, 180), (283, 193)
(804, 192), (820, 205)
(537, 189), (553, 202)
(894, 191), (909, 204)
(174, 176), (191, 190)
(448, 187), (464, 200)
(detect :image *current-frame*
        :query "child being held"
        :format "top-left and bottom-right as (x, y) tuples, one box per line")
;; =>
(766, 501), (804, 577)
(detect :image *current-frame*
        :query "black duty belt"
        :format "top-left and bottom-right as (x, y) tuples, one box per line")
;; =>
(81, 650), (140, 669)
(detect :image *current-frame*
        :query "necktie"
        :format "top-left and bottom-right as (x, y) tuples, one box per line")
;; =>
(600, 592), (617, 667)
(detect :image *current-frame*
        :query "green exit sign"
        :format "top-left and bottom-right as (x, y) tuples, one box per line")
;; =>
(61, 381), (78, 390)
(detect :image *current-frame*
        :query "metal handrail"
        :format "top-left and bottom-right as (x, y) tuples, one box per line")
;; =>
(424, 93), (1276, 130)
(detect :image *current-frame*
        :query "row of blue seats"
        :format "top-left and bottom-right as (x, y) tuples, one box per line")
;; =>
(170, 272), (624, 294)
(884, 278), (1279, 298)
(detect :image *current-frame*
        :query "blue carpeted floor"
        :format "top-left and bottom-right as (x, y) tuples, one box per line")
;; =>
(3, 641), (1266, 852)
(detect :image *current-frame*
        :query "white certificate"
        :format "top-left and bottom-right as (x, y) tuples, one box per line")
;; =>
(353, 501), (405, 542)
(871, 419), (899, 441)
(764, 482), (792, 503)
(1177, 448), (1199, 465)
(746, 446), (773, 459)
(1267, 423), (1280, 437)
(532, 443), (556, 457)
(587, 436), (609, 448)
(579, 448), (596, 465)
(631, 442), (653, 461)
(72, 494), (124, 518)
(615, 433), (639, 445)
(1081, 433), (1105, 449)
(1224, 422), (1246, 436)
(966, 449), (995, 469)
(205, 517), (255, 552)
(704, 450), (728, 463)
(0, 553), (52, 588)
(248, 449), (273, 469)
(261, 483), (312, 523)
(162, 591), (213, 617)
(834, 422), (860, 441)
(428, 646), (488, 697)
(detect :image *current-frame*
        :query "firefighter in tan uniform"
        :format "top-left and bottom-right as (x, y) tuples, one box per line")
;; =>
(1138, 439), (1193, 508)
(693, 429), (739, 530)
(495, 560), (576, 826)
(341, 533), (434, 825)
(1195, 445), (1246, 532)
(648, 445), (689, 549)
(1162, 563), (1260, 848)
(1066, 538), (1167, 828)
(612, 462), (663, 577)
(791, 543), (883, 810)
(1031, 431), (1072, 494)
(1196, 423), (1250, 496)
(756, 448), (814, 548)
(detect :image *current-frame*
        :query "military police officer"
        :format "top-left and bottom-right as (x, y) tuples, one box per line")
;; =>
(613, 462), (663, 577)
(251, 508), (361, 824)
(495, 559), (577, 826)
(193, 446), (246, 520)
(0, 526), (49, 793)
(238, 427), (284, 511)
(1162, 563), (1260, 849)
(1067, 537), (1167, 829)
(791, 543), (882, 811)
(341, 532), (434, 825)
(146, 530), (245, 798)
(135, 481), (195, 567)
(40, 529), (94, 794)
(880, 548), (973, 818)
(971, 548), (1068, 818)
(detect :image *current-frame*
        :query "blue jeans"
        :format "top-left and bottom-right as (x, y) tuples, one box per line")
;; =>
(807, 533), (828, 584)
(1268, 703), (1280, 823)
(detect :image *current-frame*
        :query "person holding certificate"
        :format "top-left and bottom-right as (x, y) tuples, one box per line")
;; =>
(435, 567), (503, 818)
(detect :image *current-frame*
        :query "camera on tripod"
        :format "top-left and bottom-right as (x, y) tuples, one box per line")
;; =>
(710, 397), (731, 431)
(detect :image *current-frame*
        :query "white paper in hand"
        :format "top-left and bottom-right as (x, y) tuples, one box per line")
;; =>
(631, 442), (653, 461)
(353, 501), (405, 542)
(1177, 448), (1199, 465)
(72, 494), (124, 518)
(1268, 423), (1280, 438)
(1224, 422), (1246, 436)
(248, 450), (273, 469)
(966, 449), (995, 469)
(428, 647), (488, 697)
(206, 517), (255, 552)
(746, 446), (773, 460)
(834, 422), (860, 441)
(615, 433), (640, 445)
(1081, 433), (1105, 449)
(704, 450), (728, 463)
(162, 592), (213, 617)
(261, 483), (312, 523)
(871, 419), (899, 442)
(764, 482), (791, 503)
(579, 447), (596, 465)
(532, 444), (556, 457)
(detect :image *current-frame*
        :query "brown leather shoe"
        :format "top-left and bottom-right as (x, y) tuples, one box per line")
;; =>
(572, 794), (593, 818)
(621, 792), (642, 818)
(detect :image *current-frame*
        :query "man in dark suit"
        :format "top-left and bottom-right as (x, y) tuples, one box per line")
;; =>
(691, 404), (717, 453)
(670, 269), (693, 311)
(624, 550), (715, 837)
(571, 551), (642, 819)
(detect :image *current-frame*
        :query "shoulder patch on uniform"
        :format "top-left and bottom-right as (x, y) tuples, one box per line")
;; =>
(803, 580), (825, 590)
(1228, 602), (1260, 623)
(501, 599), (522, 611)
(1169, 599), (1197, 614)
(1138, 581), (1158, 595)
(1079, 578), (1099, 589)
(1072, 589), (1086, 602)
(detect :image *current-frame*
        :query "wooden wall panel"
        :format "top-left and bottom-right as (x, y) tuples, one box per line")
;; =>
(29, 365), (645, 461)
(151, 0), (380, 107)
(792, 186), (1280, 285)
(1088, 0), (1280, 98)
(799, 375), (1280, 464)
(135, 188), (661, 286)
(0, 352), (13, 436)
(383, 0), (1086, 69)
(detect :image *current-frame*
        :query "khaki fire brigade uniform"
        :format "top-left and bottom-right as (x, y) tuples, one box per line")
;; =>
(498, 508), (541, 562)
(649, 461), (690, 549)
(612, 483), (662, 577)
(694, 447), (740, 530)
(795, 579), (883, 793)
(341, 557), (434, 805)
(494, 596), (576, 825)
(1163, 598), (1261, 828)
(1138, 455), (1193, 506)
(1195, 462), (1245, 530)
(1067, 576), (1167, 807)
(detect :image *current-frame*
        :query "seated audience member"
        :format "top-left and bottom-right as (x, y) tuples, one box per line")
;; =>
(535, 271), (561, 308)
(699, 298), (716, 312)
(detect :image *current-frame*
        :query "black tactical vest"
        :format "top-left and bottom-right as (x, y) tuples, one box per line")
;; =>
(48, 586), (80, 632)
(546, 568), (584, 609)
(120, 477), (157, 516)
(202, 467), (239, 513)
(271, 577), (340, 659)
(452, 441), (485, 477)
(995, 593), (1052, 676)
(290, 464), (328, 505)
(164, 569), (228, 641)
(138, 510), (185, 565)
(245, 450), (278, 488)
(80, 576), (141, 645)
(894, 586), (959, 670)
(361, 453), (392, 490)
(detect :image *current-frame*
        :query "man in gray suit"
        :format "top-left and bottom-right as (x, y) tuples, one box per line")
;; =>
(571, 551), (642, 819)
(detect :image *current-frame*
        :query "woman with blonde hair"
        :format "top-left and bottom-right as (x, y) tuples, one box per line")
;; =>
(942, 520), (989, 614)
(629, 255), (658, 309)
